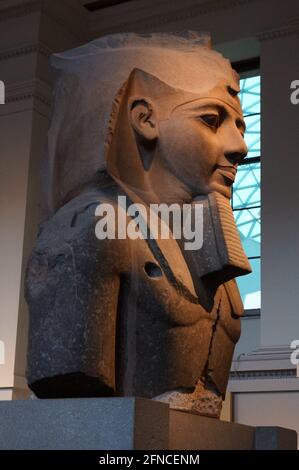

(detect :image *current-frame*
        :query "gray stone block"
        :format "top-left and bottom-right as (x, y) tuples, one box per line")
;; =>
(254, 426), (297, 450)
(0, 398), (297, 450)
(0, 397), (168, 450)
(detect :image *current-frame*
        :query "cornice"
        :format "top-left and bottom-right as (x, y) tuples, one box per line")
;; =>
(6, 79), (51, 107)
(0, 42), (52, 62)
(88, 0), (262, 35)
(230, 368), (296, 380)
(231, 345), (297, 377)
(238, 345), (294, 359)
(257, 20), (299, 41)
(149, 0), (258, 28)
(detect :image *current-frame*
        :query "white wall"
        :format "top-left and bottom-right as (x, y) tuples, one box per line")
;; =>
(0, 2), (79, 396)
(0, 389), (13, 401)
(261, 34), (299, 348)
(234, 392), (299, 447)
(0, 103), (34, 389)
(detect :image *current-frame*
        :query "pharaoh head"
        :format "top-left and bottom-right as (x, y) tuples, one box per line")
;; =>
(44, 31), (247, 216)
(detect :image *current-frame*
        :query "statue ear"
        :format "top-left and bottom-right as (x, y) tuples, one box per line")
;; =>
(129, 98), (159, 141)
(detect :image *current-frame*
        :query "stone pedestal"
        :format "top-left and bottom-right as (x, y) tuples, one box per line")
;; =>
(0, 398), (296, 450)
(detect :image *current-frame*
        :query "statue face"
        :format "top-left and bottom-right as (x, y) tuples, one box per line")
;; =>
(157, 95), (247, 200)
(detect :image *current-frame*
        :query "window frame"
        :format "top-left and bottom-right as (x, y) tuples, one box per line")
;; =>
(232, 58), (261, 317)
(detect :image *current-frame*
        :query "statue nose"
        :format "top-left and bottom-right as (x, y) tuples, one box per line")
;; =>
(222, 121), (248, 165)
(225, 150), (247, 165)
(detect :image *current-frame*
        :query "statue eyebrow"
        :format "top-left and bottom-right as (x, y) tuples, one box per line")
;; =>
(171, 97), (243, 117)
(169, 101), (220, 117)
(187, 103), (221, 112)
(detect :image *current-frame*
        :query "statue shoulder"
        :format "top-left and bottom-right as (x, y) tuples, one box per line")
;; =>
(26, 188), (130, 301)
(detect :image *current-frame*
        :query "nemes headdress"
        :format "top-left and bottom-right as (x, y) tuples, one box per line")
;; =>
(44, 32), (240, 217)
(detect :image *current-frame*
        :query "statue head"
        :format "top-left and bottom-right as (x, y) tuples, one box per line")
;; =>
(105, 67), (247, 206)
(44, 31), (247, 216)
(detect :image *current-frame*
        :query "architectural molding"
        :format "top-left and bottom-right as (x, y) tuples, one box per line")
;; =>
(230, 368), (296, 380)
(257, 20), (299, 41)
(229, 349), (299, 392)
(87, 0), (262, 35)
(231, 346), (296, 374)
(0, 42), (52, 62)
(0, 44), (37, 62)
(6, 78), (51, 107)
(241, 346), (294, 360)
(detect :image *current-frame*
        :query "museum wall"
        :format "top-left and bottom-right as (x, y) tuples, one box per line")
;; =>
(0, 0), (298, 436)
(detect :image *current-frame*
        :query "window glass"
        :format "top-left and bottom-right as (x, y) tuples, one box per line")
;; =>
(234, 74), (261, 310)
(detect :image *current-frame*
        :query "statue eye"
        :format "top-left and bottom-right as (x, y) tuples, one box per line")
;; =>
(200, 114), (220, 129)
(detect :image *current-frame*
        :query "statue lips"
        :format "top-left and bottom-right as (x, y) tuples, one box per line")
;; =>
(216, 165), (237, 185)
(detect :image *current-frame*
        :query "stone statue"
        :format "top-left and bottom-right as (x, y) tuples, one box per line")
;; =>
(25, 32), (251, 418)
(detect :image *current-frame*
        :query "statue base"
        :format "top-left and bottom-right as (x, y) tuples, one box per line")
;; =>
(0, 397), (296, 450)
